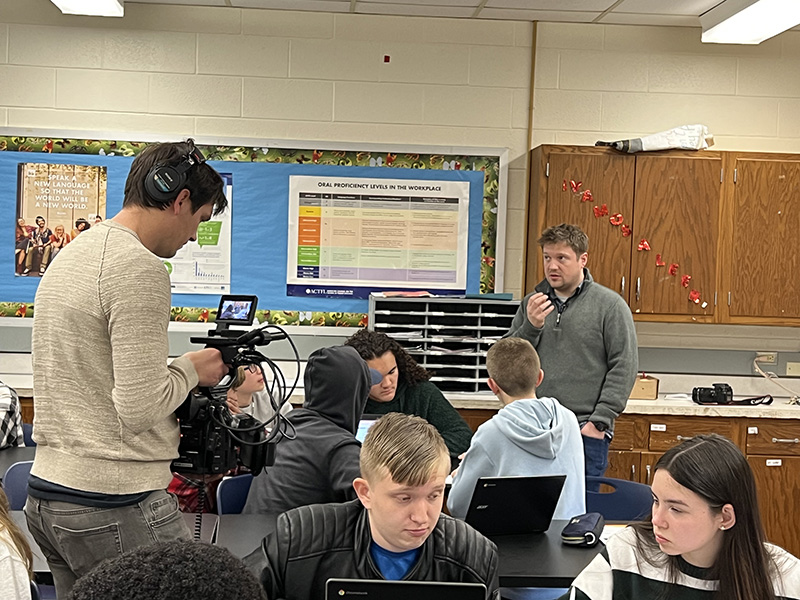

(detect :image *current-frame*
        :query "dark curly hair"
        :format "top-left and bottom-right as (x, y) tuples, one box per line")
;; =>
(345, 329), (430, 386)
(66, 540), (266, 600)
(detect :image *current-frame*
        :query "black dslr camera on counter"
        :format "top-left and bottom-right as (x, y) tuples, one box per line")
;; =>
(171, 295), (298, 477)
(692, 382), (734, 405)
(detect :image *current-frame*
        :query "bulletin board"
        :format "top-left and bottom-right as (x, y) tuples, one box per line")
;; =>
(0, 133), (506, 326)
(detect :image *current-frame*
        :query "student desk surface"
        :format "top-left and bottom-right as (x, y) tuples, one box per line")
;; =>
(0, 445), (35, 480)
(215, 514), (602, 588)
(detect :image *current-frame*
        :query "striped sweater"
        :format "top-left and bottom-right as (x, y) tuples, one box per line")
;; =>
(561, 527), (800, 600)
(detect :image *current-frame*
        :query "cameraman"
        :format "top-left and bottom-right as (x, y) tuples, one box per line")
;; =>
(25, 140), (228, 599)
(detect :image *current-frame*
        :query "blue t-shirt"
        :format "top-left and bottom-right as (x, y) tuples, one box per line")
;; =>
(369, 541), (421, 580)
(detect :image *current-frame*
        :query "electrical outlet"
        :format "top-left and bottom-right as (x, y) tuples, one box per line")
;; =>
(755, 352), (777, 364)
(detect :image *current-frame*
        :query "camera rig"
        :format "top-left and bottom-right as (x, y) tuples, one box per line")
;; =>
(171, 295), (298, 477)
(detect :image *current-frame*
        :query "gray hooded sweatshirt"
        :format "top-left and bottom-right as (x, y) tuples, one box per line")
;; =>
(447, 396), (586, 521)
(243, 345), (371, 515)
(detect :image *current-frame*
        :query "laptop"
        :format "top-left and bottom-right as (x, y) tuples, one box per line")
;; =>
(326, 579), (486, 600)
(464, 475), (566, 536)
(355, 414), (381, 443)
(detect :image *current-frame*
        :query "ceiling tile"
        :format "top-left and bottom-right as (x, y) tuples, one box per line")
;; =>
(355, 3), (475, 17)
(486, 0), (615, 10)
(360, 0), (480, 5)
(130, 0), (226, 5)
(612, 0), (721, 16)
(231, 0), (350, 10)
(598, 13), (701, 26)
(478, 8), (600, 22)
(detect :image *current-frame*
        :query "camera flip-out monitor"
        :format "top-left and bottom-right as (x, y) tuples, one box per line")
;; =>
(215, 295), (258, 326)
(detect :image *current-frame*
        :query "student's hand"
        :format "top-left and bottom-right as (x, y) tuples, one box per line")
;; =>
(581, 422), (606, 440)
(185, 348), (227, 386)
(226, 398), (242, 414)
(526, 292), (554, 328)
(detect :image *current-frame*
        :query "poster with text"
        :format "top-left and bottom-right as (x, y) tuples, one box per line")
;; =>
(15, 162), (107, 277)
(164, 173), (233, 294)
(287, 175), (469, 299)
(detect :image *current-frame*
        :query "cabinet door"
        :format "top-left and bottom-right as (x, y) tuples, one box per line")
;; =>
(730, 157), (800, 318)
(748, 456), (800, 558)
(606, 450), (641, 482)
(639, 452), (662, 487)
(630, 155), (721, 315)
(648, 416), (733, 453)
(543, 150), (635, 301)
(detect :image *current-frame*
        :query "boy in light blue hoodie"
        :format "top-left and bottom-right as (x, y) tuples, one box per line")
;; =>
(447, 337), (585, 521)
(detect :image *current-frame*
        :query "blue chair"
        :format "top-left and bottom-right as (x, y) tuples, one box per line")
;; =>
(216, 474), (254, 515)
(30, 580), (40, 600)
(23, 422), (36, 447)
(586, 476), (652, 521)
(2, 460), (33, 510)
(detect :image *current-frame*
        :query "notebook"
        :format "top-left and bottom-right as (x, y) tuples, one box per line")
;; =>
(464, 475), (567, 536)
(325, 579), (486, 600)
(355, 414), (380, 443)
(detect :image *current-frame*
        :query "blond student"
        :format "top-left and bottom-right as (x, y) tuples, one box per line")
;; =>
(245, 412), (499, 600)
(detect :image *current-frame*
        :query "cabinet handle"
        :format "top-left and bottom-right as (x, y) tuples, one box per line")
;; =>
(645, 464), (652, 485)
(631, 464), (636, 481)
(621, 276), (626, 296)
(635, 277), (641, 302)
(772, 437), (800, 444)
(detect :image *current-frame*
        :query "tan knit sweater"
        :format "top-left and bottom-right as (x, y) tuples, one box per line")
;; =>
(31, 220), (198, 494)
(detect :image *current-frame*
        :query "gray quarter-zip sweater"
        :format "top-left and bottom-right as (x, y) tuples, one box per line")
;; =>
(505, 269), (637, 430)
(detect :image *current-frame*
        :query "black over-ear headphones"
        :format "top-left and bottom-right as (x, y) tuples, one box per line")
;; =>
(144, 142), (207, 202)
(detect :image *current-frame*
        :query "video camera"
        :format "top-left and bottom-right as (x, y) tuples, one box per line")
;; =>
(171, 295), (298, 477)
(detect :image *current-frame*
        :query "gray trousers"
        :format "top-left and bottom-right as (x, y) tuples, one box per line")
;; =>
(25, 490), (191, 598)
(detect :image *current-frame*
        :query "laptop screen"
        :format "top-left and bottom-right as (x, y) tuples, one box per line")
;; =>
(355, 415), (380, 443)
(326, 579), (486, 600)
(465, 475), (566, 536)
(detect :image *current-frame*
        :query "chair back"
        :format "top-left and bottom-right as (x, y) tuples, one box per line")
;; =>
(30, 580), (41, 600)
(23, 422), (36, 447)
(216, 474), (254, 515)
(2, 460), (33, 510)
(586, 476), (652, 521)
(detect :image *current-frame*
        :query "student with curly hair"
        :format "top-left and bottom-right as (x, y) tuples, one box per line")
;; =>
(67, 540), (266, 600)
(345, 329), (472, 464)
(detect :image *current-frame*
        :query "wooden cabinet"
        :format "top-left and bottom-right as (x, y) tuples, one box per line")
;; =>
(724, 153), (800, 322)
(528, 145), (800, 325)
(746, 419), (800, 555)
(629, 155), (721, 317)
(528, 147), (634, 299)
(527, 146), (723, 321)
(749, 456), (800, 556)
(606, 450), (640, 481)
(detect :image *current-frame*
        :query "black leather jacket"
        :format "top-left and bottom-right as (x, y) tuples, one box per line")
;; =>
(244, 500), (500, 600)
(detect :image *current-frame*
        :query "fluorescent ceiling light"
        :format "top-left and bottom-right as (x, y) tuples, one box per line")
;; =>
(701, 0), (800, 44)
(50, 0), (124, 17)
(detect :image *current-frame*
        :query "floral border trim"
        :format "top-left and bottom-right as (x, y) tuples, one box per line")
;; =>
(0, 301), (368, 326)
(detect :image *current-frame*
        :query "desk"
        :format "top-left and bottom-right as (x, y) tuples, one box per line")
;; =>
(216, 515), (601, 588)
(491, 520), (600, 588)
(0, 446), (35, 480)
